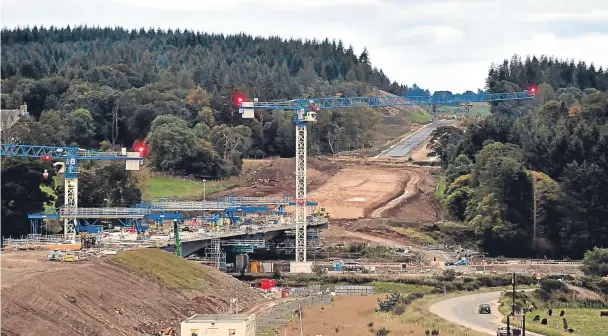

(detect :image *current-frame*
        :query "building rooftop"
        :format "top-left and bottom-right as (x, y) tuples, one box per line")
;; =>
(183, 314), (254, 323)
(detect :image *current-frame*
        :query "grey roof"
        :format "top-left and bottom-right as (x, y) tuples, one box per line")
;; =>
(183, 314), (253, 323)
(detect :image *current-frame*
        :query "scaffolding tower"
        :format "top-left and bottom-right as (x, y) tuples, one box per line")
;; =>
(205, 237), (226, 271)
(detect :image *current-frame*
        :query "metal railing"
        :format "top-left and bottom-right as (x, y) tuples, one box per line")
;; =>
(150, 201), (233, 210)
(2, 234), (68, 246)
(221, 196), (292, 205)
(60, 206), (151, 217)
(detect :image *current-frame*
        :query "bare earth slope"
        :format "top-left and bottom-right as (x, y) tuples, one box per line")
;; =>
(1, 249), (264, 336)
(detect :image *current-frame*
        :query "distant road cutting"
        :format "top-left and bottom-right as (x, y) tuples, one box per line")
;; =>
(383, 119), (454, 157)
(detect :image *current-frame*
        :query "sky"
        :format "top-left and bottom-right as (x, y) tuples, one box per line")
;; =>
(2, 0), (608, 93)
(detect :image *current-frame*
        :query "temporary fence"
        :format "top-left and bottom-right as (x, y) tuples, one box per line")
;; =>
(334, 285), (375, 296)
(256, 294), (332, 332)
(2, 234), (67, 247)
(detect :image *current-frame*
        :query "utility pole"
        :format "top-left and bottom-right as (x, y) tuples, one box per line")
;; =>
(298, 303), (303, 336)
(522, 310), (526, 336)
(512, 272), (516, 316)
(532, 176), (537, 256)
(203, 179), (207, 201)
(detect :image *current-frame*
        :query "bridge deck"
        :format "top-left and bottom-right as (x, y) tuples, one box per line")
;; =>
(175, 219), (329, 243)
(60, 207), (151, 218)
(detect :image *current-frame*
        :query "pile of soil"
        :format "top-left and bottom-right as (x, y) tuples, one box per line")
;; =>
(212, 157), (342, 197)
(1, 250), (264, 336)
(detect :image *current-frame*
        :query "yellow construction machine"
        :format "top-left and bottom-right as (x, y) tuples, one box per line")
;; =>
(313, 207), (330, 219)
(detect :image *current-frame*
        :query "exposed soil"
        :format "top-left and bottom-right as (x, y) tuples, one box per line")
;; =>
(410, 138), (433, 161)
(210, 157), (342, 198)
(211, 155), (441, 224)
(0, 250), (264, 336)
(308, 166), (407, 219)
(386, 168), (442, 222)
(275, 295), (431, 336)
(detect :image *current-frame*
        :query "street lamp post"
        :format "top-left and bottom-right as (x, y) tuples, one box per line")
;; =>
(203, 179), (207, 201)
(512, 272), (516, 316)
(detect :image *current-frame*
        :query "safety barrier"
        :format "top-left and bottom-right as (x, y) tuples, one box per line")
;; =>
(59, 207), (151, 217)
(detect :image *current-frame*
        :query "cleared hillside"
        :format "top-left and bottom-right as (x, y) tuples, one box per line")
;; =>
(1, 249), (264, 336)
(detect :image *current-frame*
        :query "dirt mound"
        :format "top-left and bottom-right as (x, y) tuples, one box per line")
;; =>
(1, 249), (264, 336)
(212, 157), (342, 198)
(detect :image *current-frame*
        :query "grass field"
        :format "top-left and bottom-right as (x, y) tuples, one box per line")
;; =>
(499, 296), (608, 336)
(147, 175), (241, 200)
(110, 248), (212, 291)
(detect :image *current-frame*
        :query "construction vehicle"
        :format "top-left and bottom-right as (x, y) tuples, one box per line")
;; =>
(47, 249), (64, 261)
(80, 232), (97, 248)
(62, 252), (76, 262)
(313, 207), (330, 219)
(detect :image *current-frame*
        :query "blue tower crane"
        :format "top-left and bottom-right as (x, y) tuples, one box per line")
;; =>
(238, 90), (535, 272)
(0, 143), (143, 239)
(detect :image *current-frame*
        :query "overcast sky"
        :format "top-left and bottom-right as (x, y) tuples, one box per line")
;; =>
(2, 0), (608, 92)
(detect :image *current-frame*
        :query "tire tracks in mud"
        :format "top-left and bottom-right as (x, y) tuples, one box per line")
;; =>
(369, 169), (422, 218)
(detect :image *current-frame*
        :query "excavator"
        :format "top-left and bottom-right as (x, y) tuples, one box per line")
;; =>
(80, 232), (97, 248)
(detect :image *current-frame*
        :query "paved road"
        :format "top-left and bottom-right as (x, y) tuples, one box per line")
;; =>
(384, 119), (454, 157)
(429, 290), (545, 336)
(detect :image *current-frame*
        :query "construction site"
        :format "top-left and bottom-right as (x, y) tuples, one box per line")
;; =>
(1, 86), (589, 336)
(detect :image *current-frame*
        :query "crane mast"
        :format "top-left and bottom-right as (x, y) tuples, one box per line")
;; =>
(247, 90), (537, 273)
(0, 144), (142, 240)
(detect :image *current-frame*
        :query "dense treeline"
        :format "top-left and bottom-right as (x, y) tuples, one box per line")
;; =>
(431, 55), (608, 259)
(0, 26), (421, 178)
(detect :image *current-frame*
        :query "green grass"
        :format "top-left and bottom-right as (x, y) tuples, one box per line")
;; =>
(110, 248), (212, 291)
(434, 175), (446, 201)
(372, 107), (432, 147)
(498, 295), (608, 336)
(371, 281), (435, 294)
(40, 185), (58, 213)
(147, 175), (241, 200)
(411, 111), (433, 124)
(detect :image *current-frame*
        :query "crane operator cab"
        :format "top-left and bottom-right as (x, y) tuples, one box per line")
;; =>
(298, 108), (317, 123)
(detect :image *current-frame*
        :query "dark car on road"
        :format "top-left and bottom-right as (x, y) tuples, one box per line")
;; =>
(478, 303), (491, 314)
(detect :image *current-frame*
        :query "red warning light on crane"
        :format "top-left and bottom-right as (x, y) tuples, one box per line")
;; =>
(235, 95), (245, 106)
(134, 141), (147, 157)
